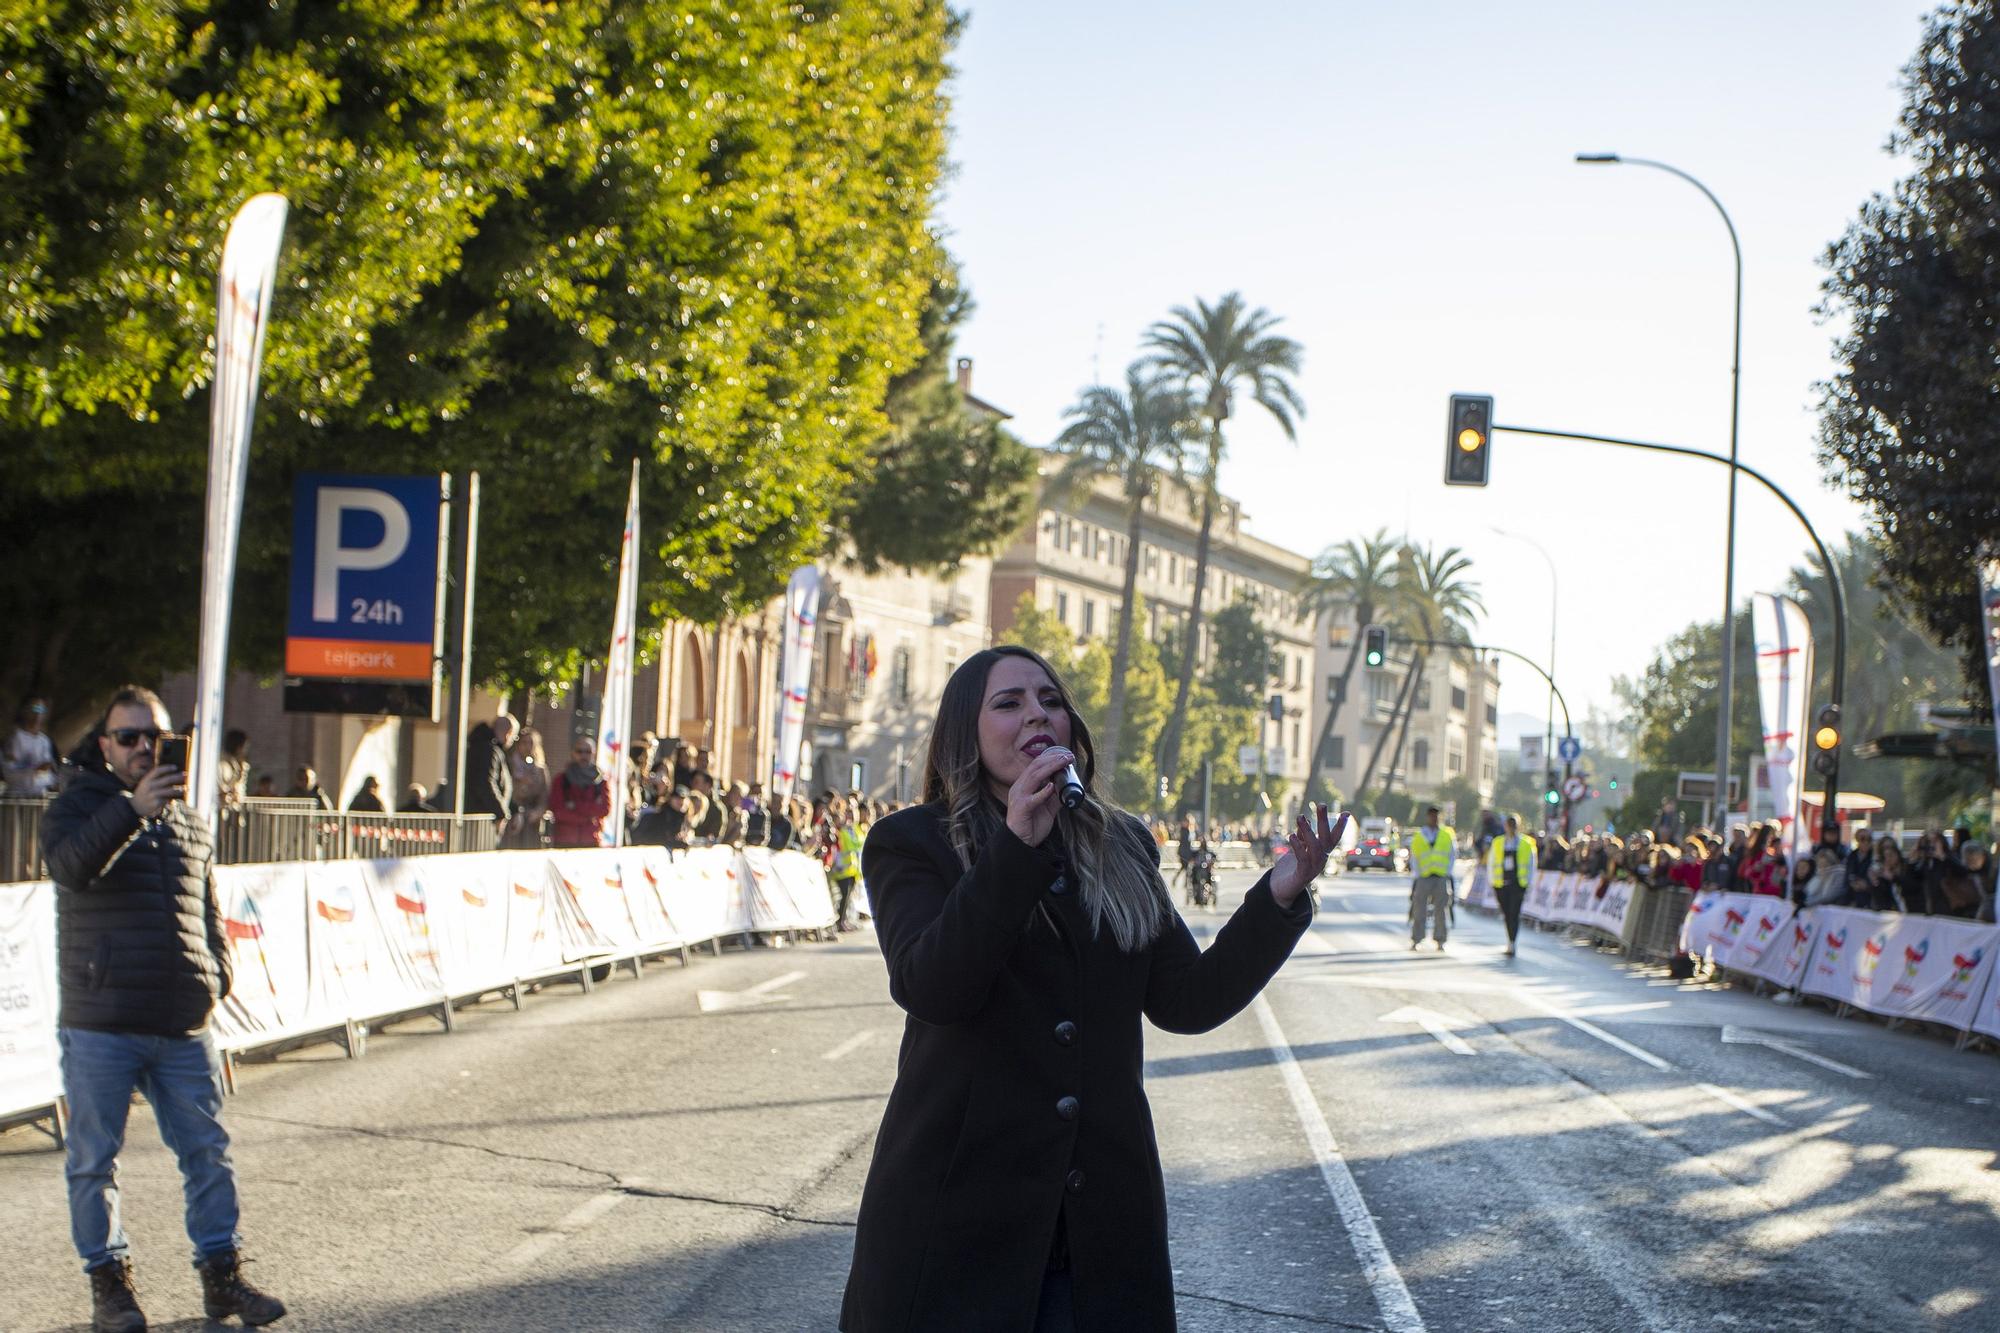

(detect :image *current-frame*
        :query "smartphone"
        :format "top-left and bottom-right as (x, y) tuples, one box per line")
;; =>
(156, 733), (189, 773)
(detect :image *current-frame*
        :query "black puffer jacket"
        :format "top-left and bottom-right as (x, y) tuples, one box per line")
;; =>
(42, 767), (231, 1035)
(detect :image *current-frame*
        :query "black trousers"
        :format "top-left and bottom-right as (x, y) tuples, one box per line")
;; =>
(1496, 881), (1525, 941)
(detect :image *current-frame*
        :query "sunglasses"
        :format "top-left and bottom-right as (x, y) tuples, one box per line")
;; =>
(109, 727), (161, 748)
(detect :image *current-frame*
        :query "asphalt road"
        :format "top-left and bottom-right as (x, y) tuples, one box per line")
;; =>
(3, 867), (1997, 1331)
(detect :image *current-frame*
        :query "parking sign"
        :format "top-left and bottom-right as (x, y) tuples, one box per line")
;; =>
(286, 473), (444, 682)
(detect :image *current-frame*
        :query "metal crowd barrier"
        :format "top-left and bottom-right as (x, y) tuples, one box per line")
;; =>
(1, 797), (47, 882)
(1624, 881), (1693, 962)
(1, 796), (500, 880)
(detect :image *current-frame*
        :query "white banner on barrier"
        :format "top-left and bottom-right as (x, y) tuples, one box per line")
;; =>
(1726, 898), (1796, 977)
(1801, 906), (1995, 1030)
(1525, 871), (1555, 920)
(1750, 912), (1819, 990)
(0, 883), (60, 1120)
(2, 845), (867, 1115)
(217, 862), (321, 1046)
(1460, 863), (1497, 911)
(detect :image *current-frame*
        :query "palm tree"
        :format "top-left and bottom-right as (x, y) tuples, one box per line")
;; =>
(1049, 367), (1199, 799)
(1298, 530), (1400, 806)
(1142, 292), (1305, 785)
(1355, 544), (1486, 804)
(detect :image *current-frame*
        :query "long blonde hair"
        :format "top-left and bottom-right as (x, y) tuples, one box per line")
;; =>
(923, 646), (1172, 952)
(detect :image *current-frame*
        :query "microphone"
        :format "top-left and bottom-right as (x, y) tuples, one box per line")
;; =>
(1058, 763), (1086, 810)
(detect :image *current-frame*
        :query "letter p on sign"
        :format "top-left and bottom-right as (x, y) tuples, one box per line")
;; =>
(313, 488), (411, 622)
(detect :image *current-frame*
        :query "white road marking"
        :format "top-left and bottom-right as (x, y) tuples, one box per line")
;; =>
(1720, 1025), (1874, 1080)
(1379, 1005), (1478, 1056)
(822, 1030), (876, 1061)
(504, 1178), (644, 1267)
(1252, 994), (1428, 1333)
(696, 969), (807, 1013)
(1512, 988), (1789, 1128)
(1513, 988), (1671, 1071)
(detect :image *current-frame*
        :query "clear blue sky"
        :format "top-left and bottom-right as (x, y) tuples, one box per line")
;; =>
(936, 0), (1937, 738)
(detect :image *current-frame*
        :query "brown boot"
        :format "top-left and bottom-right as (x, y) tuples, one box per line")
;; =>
(198, 1249), (286, 1325)
(88, 1257), (146, 1333)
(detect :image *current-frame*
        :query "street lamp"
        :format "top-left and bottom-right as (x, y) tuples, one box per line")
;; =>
(1575, 151), (1743, 822)
(1491, 525), (1559, 830)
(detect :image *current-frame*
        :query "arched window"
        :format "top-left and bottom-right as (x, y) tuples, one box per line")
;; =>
(1412, 739), (1430, 772)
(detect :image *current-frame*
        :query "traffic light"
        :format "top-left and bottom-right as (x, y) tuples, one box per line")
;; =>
(1363, 624), (1387, 668)
(1267, 693), (1285, 723)
(1445, 394), (1493, 486)
(1812, 704), (1840, 776)
(1608, 775), (1619, 790)
(1545, 766), (1559, 806)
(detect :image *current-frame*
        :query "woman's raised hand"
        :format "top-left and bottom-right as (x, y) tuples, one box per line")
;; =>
(1006, 747), (1074, 847)
(1270, 804), (1347, 908)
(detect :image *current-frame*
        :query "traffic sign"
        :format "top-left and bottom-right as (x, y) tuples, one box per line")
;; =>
(1558, 736), (1583, 763)
(1563, 775), (1587, 801)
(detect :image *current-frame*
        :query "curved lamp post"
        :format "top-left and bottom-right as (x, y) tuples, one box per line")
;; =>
(1576, 153), (1743, 819)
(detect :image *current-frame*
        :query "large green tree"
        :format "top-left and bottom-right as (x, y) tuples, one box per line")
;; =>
(1142, 292), (1303, 785)
(1610, 617), (1761, 831)
(1356, 543), (1484, 803)
(839, 256), (1038, 575)
(1818, 0), (2000, 694)
(1, 1), (967, 724)
(1049, 365), (1196, 798)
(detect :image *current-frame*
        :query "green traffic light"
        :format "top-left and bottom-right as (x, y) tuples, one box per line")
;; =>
(1544, 790), (1559, 805)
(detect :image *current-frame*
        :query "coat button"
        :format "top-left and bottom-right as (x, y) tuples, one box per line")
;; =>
(1066, 1169), (1085, 1194)
(1053, 1021), (1077, 1046)
(1056, 1095), (1079, 1121)
(1049, 873), (1070, 896)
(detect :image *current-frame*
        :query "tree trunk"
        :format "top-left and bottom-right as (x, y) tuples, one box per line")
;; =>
(1377, 654), (1426, 808)
(1156, 469), (1218, 785)
(1099, 501), (1146, 803)
(1355, 651), (1422, 798)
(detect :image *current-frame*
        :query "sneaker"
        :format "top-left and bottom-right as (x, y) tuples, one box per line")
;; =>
(88, 1258), (146, 1333)
(1504, 943), (1516, 957)
(198, 1250), (286, 1326)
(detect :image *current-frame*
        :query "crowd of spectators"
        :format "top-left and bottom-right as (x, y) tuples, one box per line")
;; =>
(1527, 808), (1997, 924)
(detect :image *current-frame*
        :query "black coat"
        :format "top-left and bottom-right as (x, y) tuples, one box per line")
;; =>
(42, 767), (231, 1036)
(840, 803), (1313, 1332)
(464, 722), (513, 820)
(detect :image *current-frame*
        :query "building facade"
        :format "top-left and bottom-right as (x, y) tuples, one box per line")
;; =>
(1310, 607), (1501, 819)
(988, 462), (1319, 805)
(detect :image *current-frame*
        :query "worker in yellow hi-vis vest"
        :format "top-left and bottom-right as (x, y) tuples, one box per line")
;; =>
(1409, 804), (1455, 949)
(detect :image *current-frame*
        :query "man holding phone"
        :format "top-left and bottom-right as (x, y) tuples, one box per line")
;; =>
(40, 686), (285, 1330)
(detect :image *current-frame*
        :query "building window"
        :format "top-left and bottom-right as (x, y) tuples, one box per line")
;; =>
(1056, 591), (1069, 623)
(1413, 739), (1430, 772)
(1485, 703), (1498, 725)
(1292, 656), (1303, 688)
(1291, 721), (1301, 756)
(1448, 750), (1464, 776)
(1483, 762), (1497, 785)
(1145, 545), (1159, 575)
(1082, 599), (1096, 635)
(1451, 685), (1468, 711)
(891, 645), (912, 704)
(1322, 736), (1345, 770)
(1371, 674), (1398, 704)
(1415, 679), (1432, 710)
(1169, 554), (1179, 583)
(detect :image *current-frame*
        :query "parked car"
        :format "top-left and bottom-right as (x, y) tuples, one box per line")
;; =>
(1345, 836), (1409, 873)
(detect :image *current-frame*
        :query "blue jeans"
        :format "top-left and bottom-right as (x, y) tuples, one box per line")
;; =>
(59, 1027), (242, 1272)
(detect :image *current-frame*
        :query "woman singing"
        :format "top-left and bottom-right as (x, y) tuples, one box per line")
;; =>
(840, 646), (1340, 1332)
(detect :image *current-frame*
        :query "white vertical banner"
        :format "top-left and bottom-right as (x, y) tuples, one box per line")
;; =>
(772, 566), (822, 798)
(189, 194), (289, 822)
(1979, 550), (2000, 782)
(1751, 593), (1815, 864)
(596, 461), (642, 847)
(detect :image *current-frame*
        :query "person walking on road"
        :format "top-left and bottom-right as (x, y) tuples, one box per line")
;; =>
(42, 686), (285, 1331)
(1410, 803), (1455, 950)
(1487, 814), (1536, 957)
(840, 645), (1338, 1332)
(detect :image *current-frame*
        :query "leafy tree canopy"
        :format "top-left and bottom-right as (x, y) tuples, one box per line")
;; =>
(1, 0), (970, 719)
(1818, 0), (2000, 692)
